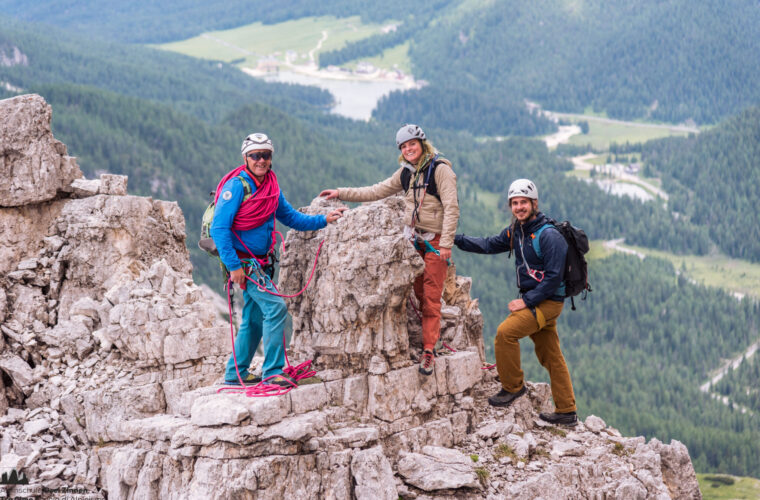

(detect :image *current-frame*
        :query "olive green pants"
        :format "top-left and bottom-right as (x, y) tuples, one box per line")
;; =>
(495, 299), (576, 413)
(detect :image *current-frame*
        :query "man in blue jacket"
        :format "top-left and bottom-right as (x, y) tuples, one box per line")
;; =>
(454, 179), (577, 425)
(211, 132), (346, 387)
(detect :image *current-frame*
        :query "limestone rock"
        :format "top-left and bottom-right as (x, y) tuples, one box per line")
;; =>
(23, 418), (51, 436)
(0, 354), (34, 393)
(584, 414), (606, 433)
(397, 446), (481, 491)
(0, 94), (82, 207)
(351, 446), (397, 500)
(190, 395), (248, 427)
(649, 438), (702, 500)
(282, 196), (425, 375)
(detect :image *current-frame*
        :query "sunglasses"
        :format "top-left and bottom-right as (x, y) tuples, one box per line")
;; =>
(247, 151), (272, 161)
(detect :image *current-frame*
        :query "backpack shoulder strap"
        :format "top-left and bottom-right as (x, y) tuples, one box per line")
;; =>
(236, 175), (254, 202)
(400, 168), (412, 193)
(531, 223), (554, 260)
(401, 156), (445, 198)
(425, 158), (442, 200)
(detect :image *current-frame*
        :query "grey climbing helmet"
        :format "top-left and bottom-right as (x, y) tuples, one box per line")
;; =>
(395, 124), (426, 148)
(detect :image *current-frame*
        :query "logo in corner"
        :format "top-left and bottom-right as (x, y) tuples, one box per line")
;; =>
(1, 468), (29, 485)
(222, 190), (232, 201)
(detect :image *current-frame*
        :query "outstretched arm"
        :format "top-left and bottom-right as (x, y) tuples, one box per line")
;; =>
(454, 226), (512, 254)
(330, 168), (404, 203)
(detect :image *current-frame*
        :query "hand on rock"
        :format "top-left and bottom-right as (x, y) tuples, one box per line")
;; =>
(326, 206), (348, 223)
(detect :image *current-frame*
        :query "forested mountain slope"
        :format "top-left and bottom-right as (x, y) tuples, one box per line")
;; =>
(0, 0), (454, 43)
(642, 107), (760, 262)
(0, 18), (332, 122)
(9, 1), (760, 128)
(409, 0), (760, 124)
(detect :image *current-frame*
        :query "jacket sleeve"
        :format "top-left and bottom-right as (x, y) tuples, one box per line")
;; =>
(522, 228), (568, 307)
(435, 162), (460, 249)
(275, 193), (327, 231)
(454, 226), (512, 254)
(210, 177), (245, 272)
(337, 168), (403, 202)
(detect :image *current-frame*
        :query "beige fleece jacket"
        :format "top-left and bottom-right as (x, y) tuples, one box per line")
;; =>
(337, 158), (459, 248)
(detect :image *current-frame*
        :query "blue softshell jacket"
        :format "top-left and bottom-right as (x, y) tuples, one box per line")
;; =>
(210, 169), (327, 272)
(454, 212), (567, 307)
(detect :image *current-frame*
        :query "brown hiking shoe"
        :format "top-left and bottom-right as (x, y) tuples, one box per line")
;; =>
(419, 350), (435, 375)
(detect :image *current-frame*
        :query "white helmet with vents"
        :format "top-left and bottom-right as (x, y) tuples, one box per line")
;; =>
(508, 179), (538, 201)
(395, 124), (426, 148)
(241, 133), (274, 156)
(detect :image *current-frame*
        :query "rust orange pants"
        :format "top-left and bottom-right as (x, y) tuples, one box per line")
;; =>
(413, 235), (448, 351)
(495, 299), (576, 413)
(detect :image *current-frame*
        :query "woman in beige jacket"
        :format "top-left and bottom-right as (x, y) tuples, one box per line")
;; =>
(320, 124), (459, 375)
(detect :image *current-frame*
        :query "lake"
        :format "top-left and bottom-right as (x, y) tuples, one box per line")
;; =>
(257, 70), (413, 121)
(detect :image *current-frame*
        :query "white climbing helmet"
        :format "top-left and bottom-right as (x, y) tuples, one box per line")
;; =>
(508, 179), (539, 201)
(395, 124), (426, 148)
(241, 133), (274, 156)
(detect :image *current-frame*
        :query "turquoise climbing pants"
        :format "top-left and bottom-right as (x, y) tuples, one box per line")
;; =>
(224, 277), (288, 381)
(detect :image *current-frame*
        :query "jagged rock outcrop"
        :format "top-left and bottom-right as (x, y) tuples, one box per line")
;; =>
(0, 94), (702, 500)
(281, 195), (486, 374)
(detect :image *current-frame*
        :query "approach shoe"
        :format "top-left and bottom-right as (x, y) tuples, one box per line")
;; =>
(419, 350), (435, 375)
(267, 374), (298, 388)
(539, 411), (578, 427)
(224, 373), (262, 386)
(487, 385), (527, 407)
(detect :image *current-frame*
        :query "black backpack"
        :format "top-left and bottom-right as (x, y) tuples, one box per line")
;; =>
(399, 157), (447, 200)
(530, 219), (592, 310)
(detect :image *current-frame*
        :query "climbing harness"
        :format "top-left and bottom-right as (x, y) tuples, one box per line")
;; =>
(216, 239), (325, 398)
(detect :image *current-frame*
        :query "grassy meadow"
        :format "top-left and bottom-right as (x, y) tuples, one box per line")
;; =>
(566, 118), (691, 149)
(157, 15), (390, 67)
(698, 473), (760, 499)
(607, 243), (760, 300)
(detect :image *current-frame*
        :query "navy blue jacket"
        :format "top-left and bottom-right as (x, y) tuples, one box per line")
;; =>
(454, 212), (567, 307)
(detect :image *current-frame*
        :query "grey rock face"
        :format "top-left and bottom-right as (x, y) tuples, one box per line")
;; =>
(397, 446), (482, 491)
(0, 95), (703, 499)
(281, 196), (486, 376)
(351, 446), (398, 500)
(0, 94), (82, 207)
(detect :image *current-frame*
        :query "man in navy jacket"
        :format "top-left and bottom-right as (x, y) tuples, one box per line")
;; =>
(454, 179), (577, 426)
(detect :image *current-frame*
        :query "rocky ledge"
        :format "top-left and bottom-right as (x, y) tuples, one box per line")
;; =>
(0, 94), (700, 499)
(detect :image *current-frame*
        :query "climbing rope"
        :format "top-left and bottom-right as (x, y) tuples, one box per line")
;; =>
(217, 240), (324, 398)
